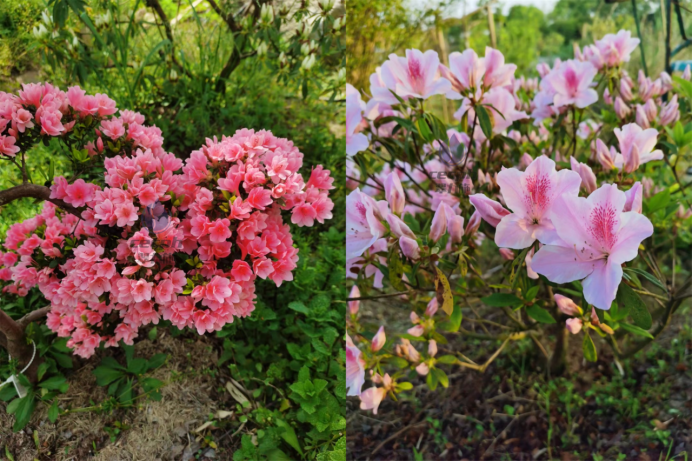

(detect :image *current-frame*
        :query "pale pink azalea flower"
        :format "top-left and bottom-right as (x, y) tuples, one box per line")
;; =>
(614, 123), (663, 173)
(494, 156), (582, 249)
(386, 214), (415, 239)
(595, 30), (640, 67)
(346, 84), (369, 156)
(380, 49), (451, 100)
(359, 374), (392, 414)
(346, 333), (366, 396)
(346, 189), (386, 259)
(429, 202), (453, 242)
(525, 247), (539, 279)
(0, 135), (20, 156)
(548, 60), (598, 108)
(531, 184), (654, 309)
(443, 47), (516, 98)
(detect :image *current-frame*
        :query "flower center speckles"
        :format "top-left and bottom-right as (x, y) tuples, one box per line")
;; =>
(588, 204), (618, 251)
(524, 174), (552, 218)
(408, 57), (422, 81)
(355, 201), (367, 219)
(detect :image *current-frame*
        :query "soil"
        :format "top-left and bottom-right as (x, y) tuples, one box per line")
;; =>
(347, 302), (692, 461)
(0, 331), (247, 461)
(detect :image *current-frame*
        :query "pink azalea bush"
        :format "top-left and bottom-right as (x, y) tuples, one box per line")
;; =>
(346, 31), (692, 412)
(0, 83), (334, 358)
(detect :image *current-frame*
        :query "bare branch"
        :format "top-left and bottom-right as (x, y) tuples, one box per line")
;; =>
(0, 183), (82, 216)
(0, 308), (23, 341)
(18, 305), (52, 328)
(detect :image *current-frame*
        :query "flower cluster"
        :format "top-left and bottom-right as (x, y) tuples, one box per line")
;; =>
(0, 83), (334, 358)
(346, 30), (687, 413)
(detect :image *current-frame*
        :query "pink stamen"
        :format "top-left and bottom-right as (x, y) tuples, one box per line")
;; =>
(524, 174), (552, 218)
(588, 204), (617, 250)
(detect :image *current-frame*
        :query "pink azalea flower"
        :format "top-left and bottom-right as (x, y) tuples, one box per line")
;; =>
(14, 109), (34, 133)
(623, 182), (643, 213)
(65, 179), (94, 207)
(531, 184), (654, 309)
(384, 172), (405, 215)
(348, 285), (360, 315)
(613, 123), (663, 173)
(207, 219), (231, 243)
(570, 157), (597, 194)
(291, 202), (317, 227)
(548, 60), (598, 108)
(399, 236), (420, 260)
(595, 30), (640, 67)
(359, 385), (388, 414)
(380, 49), (451, 100)
(346, 84), (369, 156)
(0, 135), (20, 156)
(494, 156), (582, 249)
(443, 47), (516, 98)
(115, 201), (139, 227)
(346, 333), (365, 396)
(346, 189), (386, 259)
(132, 279), (154, 303)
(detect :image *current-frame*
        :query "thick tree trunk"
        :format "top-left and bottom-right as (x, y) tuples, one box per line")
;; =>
(0, 308), (50, 383)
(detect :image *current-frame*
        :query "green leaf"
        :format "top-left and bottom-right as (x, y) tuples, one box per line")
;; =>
(12, 394), (35, 432)
(582, 331), (597, 362)
(288, 301), (309, 315)
(525, 305), (556, 324)
(48, 400), (59, 423)
(37, 363), (49, 382)
(608, 301), (629, 322)
(92, 366), (124, 386)
(436, 355), (457, 364)
(127, 358), (148, 375)
(39, 375), (66, 391)
(616, 283), (652, 330)
(147, 354), (167, 371)
(438, 302), (462, 332)
(481, 293), (523, 307)
(624, 268), (667, 293)
(476, 105), (493, 140)
(524, 286), (540, 301)
(646, 189), (671, 214)
(396, 382), (413, 391)
(433, 368), (449, 388)
(276, 419), (303, 456)
(618, 322), (654, 339)
(426, 369), (438, 391)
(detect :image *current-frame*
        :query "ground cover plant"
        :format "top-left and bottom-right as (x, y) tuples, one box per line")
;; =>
(0, 0), (346, 460)
(345, 27), (692, 460)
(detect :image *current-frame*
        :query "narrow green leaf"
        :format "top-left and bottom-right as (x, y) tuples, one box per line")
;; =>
(618, 322), (654, 339)
(525, 305), (556, 324)
(616, 283), (652, 329)
(476, 105), (493, 140)
(582, 331), (597, 362)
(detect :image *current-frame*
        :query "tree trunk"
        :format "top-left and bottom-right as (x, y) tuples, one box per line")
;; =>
(0, 309), (42, 382)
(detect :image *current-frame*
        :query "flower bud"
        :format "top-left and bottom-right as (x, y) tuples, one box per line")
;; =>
(425, 298), (438, 317)
(384, 172), (405, 215)
(499, 248), (515, 260)
(429, 203), (450, 242)
(301, 55), (316, 70)
(594, 139), (615, 170)
(371, 326), (386, 352)
(428, 340), (438, 357)
(624, 142), (640, 173)
(260, 4), (274, 23)
(614, 97), (630, 119)
(519, 153), (533, 170)
(644, 98), (657, 122)
(659, 95), (680, 126)
(461, 174), (473, 195)
(603, 87), (612, 105)
(96, 136), (104, 152)
(447, 215), (464, 244)
(465, 210), (481, 236)
(659, 71), (673, 92)
(683, 64), (691, 80)
(619, 78), (632, 101)
(477, 168), (486, 186)
(399, 236), (420, 260)
(468, 194), (510, 227)
(348, 285), (360, 315)
(525, 247), (538, 279)
(554, 294), (581, 316)
(565, 318), (583, 334)
(387, 213), (415, 239)
(623, 181), (643, 213)
(635, 104), (650, 129)
(536, 62), (551, 78)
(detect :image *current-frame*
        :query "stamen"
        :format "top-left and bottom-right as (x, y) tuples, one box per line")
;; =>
(573, 244), (605, 262)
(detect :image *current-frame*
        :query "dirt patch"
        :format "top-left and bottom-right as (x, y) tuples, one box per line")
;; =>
(347, 306), (692, 461)
(0, 332), (240, 461)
